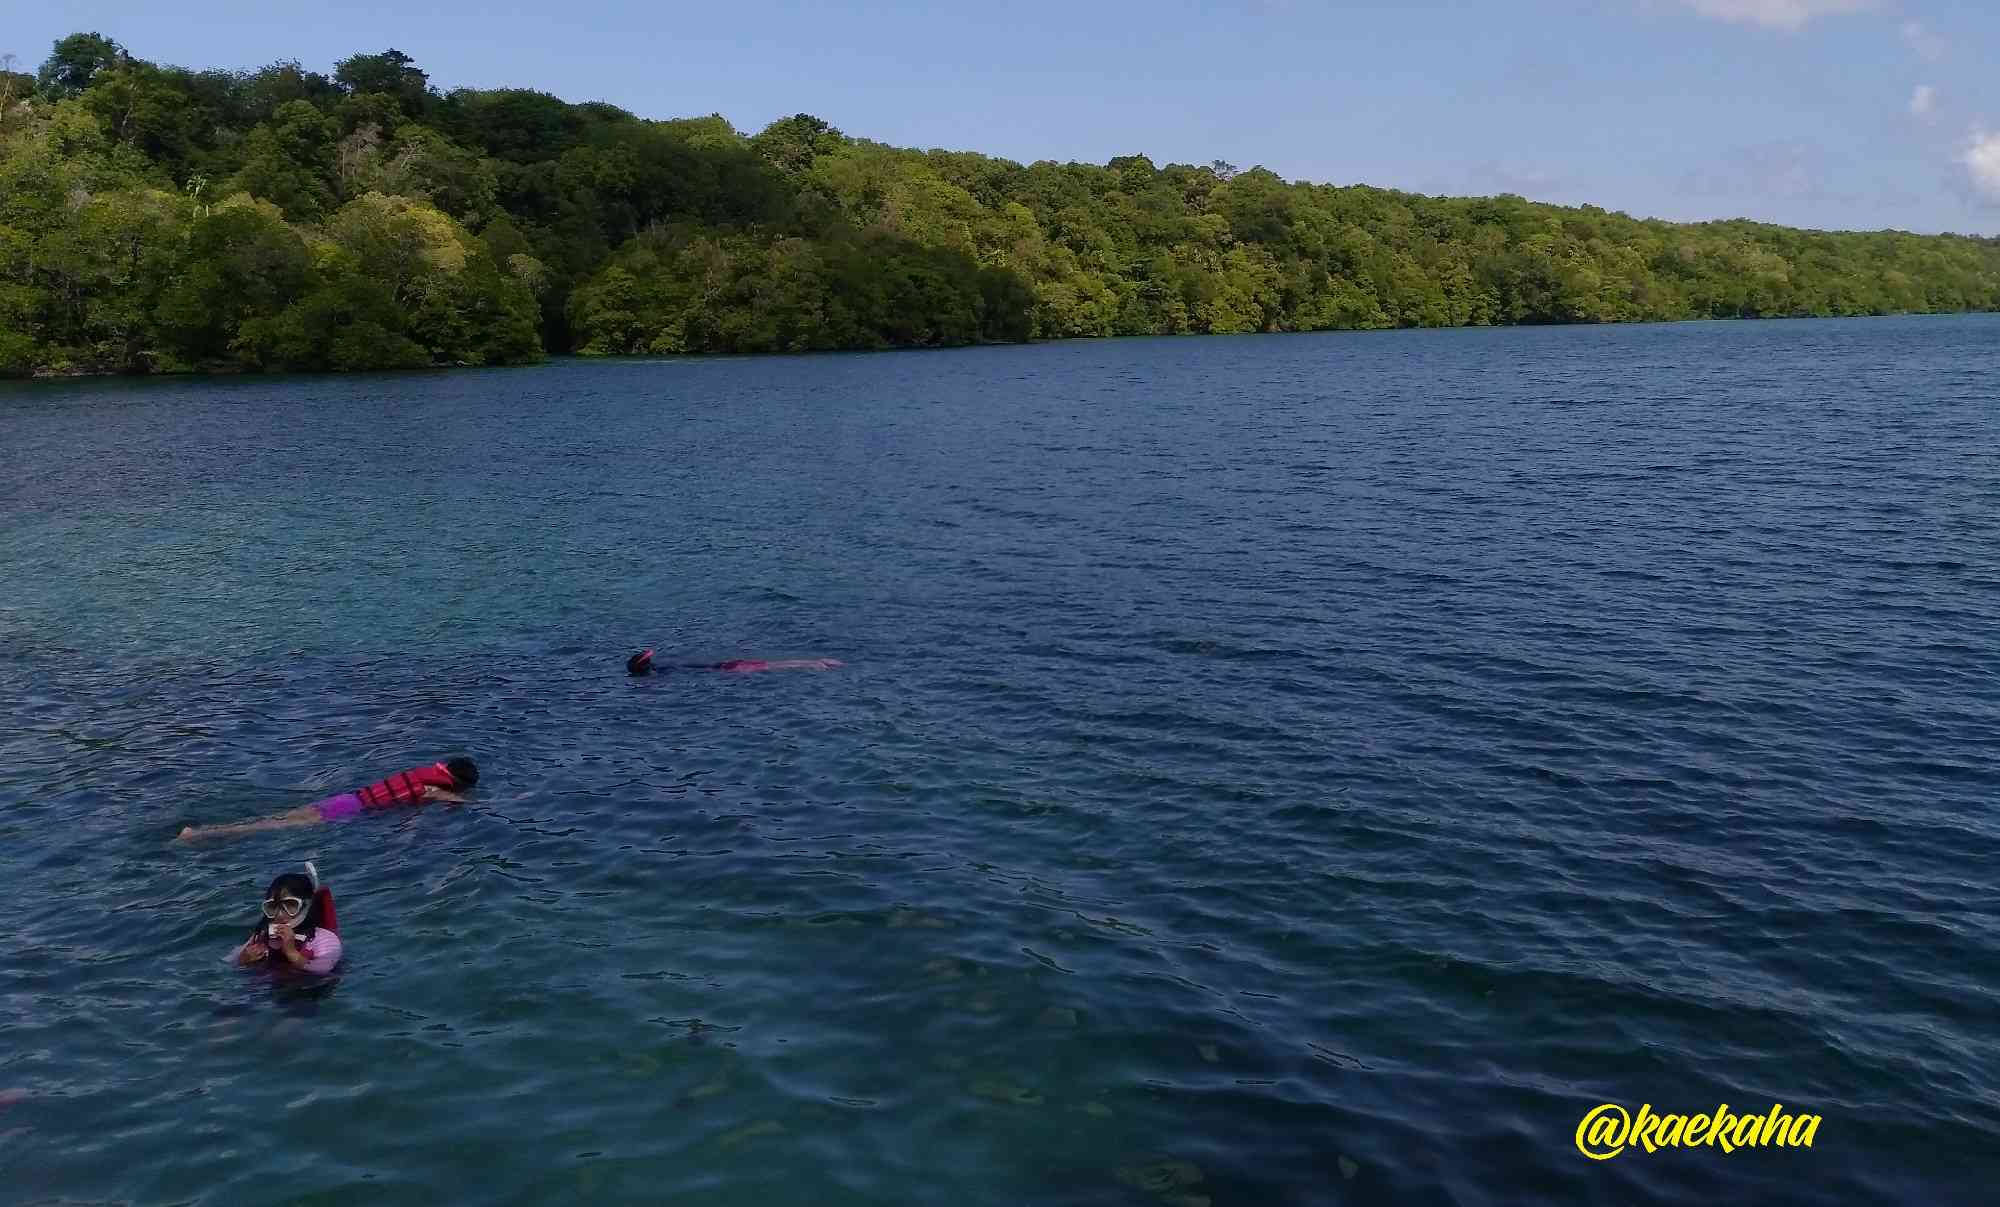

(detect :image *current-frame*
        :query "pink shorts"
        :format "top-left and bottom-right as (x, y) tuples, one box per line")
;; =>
(314, 793), (365, 821)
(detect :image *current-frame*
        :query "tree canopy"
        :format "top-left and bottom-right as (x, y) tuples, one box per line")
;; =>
(3, 32), (1996, 376)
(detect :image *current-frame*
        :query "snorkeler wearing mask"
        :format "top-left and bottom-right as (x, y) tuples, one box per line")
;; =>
(178, 758), (479, 842)
(235, 862), (343, 974)
(626, 649), (842, 675)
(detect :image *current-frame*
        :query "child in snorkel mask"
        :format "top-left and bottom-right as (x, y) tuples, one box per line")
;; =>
(235, 862), (344, 974)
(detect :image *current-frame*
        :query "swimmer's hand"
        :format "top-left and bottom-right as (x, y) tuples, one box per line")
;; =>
(269, 921), (307, 969)
(237, 938), (270, 966)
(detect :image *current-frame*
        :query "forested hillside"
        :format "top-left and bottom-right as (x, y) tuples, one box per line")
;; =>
(4, 33), (1997, 375)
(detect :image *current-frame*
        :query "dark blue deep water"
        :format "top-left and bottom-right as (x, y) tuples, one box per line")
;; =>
(2, 317), (1997, 1206)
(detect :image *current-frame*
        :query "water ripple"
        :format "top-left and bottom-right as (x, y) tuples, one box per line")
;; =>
(3, 318), (1999, 1204)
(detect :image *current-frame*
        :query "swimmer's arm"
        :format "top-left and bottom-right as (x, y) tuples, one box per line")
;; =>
(236, 937), (271, 965)
(421, 786), (469, 804)
(296, 930), (343, 974)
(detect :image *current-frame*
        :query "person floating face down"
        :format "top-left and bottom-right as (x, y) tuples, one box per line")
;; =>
(236, 862), (343, 974)
(178, 758), (479, 842)
(626, 649), (842, 676)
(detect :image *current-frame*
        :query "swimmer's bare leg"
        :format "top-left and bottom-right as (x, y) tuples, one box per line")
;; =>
(178, 805), (323, 843)
(729, 659), (845, 673)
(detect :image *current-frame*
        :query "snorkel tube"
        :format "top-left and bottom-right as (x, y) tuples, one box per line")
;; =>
(305, 861), (337, 934)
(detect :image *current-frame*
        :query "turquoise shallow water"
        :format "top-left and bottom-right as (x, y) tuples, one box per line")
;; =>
(2, 317), (1998, 1205)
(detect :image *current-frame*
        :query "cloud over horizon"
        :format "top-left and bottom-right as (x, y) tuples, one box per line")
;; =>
(1900, 20), (1948, 60)
(1672, 0), (1878, 31)
(1962, 132), (2000, 204)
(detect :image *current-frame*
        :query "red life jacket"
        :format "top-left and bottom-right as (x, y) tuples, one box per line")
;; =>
(354, 762), (457, 809)
(313, 886), (338, 933)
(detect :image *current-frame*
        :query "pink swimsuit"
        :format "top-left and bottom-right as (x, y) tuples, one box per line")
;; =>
(240, 927), (343, 974)
(314, 793), (365, 821)
(291, 929), (344, 974)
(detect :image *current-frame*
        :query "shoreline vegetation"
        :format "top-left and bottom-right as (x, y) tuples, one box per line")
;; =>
(4, 35), (1998, 379)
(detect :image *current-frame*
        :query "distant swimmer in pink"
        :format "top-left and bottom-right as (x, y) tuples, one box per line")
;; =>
(626, 649), (843, 676)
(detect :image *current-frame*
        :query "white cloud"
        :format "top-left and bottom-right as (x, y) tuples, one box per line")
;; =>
(1909, 85), (1936, 117)
(1900, 20), (1947, 61)
(1672, 0), (1878, 31)
(1962, 132), (2000, 204)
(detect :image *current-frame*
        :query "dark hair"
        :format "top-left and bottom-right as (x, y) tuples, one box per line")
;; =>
(445, 756), (479, 788)
(626, 650), (655, 676)
(267, 872), (315, 901)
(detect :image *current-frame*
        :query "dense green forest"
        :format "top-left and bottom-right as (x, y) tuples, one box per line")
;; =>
(4, 33), (1999, 375)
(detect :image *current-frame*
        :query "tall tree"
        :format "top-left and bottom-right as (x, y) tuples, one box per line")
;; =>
(334, 49), (431, 117)
(36, 32), (123, 99)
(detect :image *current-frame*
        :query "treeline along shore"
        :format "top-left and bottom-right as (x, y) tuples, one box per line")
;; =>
(4, 33), (1998, 376)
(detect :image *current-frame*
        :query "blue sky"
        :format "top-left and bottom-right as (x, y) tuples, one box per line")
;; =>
(9, 0), (2000, 234)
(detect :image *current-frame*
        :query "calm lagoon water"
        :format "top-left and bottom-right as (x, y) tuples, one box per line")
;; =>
(2, 317), (1997, 1205)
